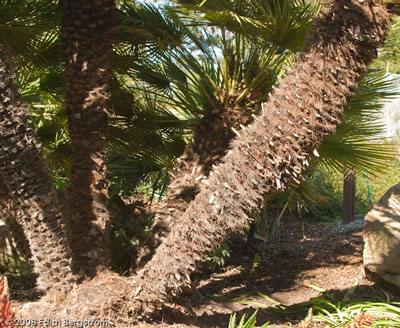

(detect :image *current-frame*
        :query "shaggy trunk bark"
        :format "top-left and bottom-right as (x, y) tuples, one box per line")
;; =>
(131, 0), (390, 318)
(0, 178), (32, 261)
(0, 45), (75, 291)
(135, 106), (253, 269)
(60, 0), (115, 276)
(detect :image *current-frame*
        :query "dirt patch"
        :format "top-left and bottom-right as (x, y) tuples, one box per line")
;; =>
(8, 220), (398, 327)
(157, 220), (398, 327)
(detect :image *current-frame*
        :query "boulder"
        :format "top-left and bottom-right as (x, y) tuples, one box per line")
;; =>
(363, 183), (400, 289)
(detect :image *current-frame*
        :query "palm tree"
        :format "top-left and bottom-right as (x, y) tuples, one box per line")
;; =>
(110, 0), (397, 271)
(98, 1), (397, 271)
(0, 0), (76, 291)
(0, 43), (75, 291)
(0, 0), (199, 275)
(130, 0), (391, 318)
(60, 0), (116, 276)
(0, 0), (397, 322)
(0, 0), (194, 280)
(246, 69), (400, 243)
(133, 0), (319, 268)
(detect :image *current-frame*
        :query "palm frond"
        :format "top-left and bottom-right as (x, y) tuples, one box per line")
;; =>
(0, 0), (59, 64)
(116, 1), (188, 49)
(171, 0), (321, 52)
(318, 70), (400, 176)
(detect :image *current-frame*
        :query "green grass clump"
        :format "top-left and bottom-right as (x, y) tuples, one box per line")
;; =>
(311, 299), (400, 327)
(227, 297), (400, 328)
(228, 310), (270, 328)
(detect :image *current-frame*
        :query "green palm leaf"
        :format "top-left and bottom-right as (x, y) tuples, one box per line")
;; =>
(318, 70), (400, 176)
(172, 0), (321, 52)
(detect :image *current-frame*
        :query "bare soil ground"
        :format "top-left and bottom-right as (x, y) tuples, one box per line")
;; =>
(8, 219), (399, 327)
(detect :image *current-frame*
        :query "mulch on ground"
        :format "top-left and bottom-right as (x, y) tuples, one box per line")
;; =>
(9, 219), (398, 327)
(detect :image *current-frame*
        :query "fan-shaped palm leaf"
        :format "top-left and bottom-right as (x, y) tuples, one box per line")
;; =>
(318, 70), (399, 176)
(171, 0), (321, 52)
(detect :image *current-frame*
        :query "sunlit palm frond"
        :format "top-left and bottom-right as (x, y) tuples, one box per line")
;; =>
(171, 0), (321, 52)
(318, 70), (400, 176)
(274, 70), (400, 213)
(116, 1), (188, 49)
(0, 0), (59, 65)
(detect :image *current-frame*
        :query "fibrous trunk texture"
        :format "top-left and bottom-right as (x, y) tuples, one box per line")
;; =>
(135, 106), (253, 269)
(60, 0), (115, 276)
(0, 45), (75, 291)
(131, 0), (390, 318)
(0, 178), (32, 261)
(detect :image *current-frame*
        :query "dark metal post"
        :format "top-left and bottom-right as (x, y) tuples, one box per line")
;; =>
(343, 169), (356, 223)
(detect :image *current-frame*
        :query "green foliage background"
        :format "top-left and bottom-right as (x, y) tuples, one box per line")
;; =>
(302, 161), (400, 222)
(375, 16), (400, 73)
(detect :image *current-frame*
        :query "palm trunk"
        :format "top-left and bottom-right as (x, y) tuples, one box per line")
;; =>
(131, 0), (391, 318)
(60, 0), (115, 276)
(0, 177), (32, 261)
(135, 107), (253, 269)
(0, 44), (75, 291)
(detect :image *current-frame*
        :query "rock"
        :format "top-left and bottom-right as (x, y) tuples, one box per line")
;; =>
(335, 216), (364, 234)
(363, 184), (400, 289)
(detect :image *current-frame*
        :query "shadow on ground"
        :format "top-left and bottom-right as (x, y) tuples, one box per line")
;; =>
(158, 220), (399, 327)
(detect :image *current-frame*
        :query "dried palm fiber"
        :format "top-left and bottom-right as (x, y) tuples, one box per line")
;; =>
(135, 100), (253, 269)
(0, 45), (76, 291)
(129, 0), (391, 319)
(60, 0), (115, 276)
(0, 177), (32, 261)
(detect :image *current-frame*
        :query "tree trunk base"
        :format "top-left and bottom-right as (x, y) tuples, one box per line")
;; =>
(15, 270), (141, 326)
